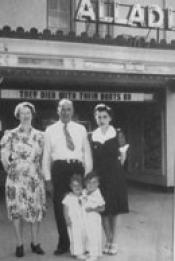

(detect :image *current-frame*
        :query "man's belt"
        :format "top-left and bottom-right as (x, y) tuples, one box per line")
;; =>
(54, 159), (82, 165)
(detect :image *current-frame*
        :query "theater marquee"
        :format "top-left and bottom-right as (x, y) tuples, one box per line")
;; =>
(76, 0), (175, 30)
(0, 89), (154, 102)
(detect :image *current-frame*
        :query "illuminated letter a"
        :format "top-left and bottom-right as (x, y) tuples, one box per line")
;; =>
(128, 4), (144, 26)
(76, 0), (95, 21)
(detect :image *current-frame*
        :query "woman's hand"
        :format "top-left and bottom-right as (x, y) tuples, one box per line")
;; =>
(46, 181), (53, 198)
(2, 159), (10, 173)
(120, 152), (126, 166)
(119, 144), (129, 166)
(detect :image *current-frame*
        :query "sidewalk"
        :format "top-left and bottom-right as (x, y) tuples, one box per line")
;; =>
(0, 184), (173, 261)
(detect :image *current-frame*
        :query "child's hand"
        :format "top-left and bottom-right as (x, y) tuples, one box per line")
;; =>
(86, 205), (105, 213)
(86, 207), (95, 212)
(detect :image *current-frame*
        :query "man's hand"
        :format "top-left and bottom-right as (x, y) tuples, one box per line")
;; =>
(46, 180), (53, 198)
(65, 217), (72, 227)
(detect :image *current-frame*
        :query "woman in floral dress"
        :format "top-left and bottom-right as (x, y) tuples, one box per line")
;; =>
(0, 102), (46, 257)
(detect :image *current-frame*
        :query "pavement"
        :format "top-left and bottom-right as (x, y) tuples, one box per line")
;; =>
(0, 183), (173, 261)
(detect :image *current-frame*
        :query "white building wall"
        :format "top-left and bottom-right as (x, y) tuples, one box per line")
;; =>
(166, 0), (175, 41)
(0, 0), (174, 41)
(166, 88), (175, 186)
(0, 0), (47, 31)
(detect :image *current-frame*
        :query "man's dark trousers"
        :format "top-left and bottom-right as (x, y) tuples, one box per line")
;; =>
(51, 160), (84, 251)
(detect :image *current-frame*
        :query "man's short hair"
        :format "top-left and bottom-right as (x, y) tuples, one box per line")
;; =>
(58, 99), (73, 109)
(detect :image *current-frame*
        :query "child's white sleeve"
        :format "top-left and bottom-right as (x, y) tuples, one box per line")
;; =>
(62, 194), (70, 206)
(97, 189), (105, 206)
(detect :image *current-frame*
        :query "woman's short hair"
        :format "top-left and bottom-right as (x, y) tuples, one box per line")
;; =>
(94, 103), (113, 118)
(14, 102), (36, 119)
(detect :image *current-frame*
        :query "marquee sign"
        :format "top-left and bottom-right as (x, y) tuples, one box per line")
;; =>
(0, 89), (154, 102)
(76, 0), (175, 30)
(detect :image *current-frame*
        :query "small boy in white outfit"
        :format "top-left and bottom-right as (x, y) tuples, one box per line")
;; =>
(62, 174), (87, 260)
(82, 172), (105, 261)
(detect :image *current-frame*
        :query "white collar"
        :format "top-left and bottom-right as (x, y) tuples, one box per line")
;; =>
(58, 120), (72, 127)
(92, 126), (116, 144)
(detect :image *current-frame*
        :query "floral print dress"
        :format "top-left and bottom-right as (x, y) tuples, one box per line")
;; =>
(0, 126), (46, 223)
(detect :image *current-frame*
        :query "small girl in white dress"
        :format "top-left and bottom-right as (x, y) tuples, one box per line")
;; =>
(82, 172), (105, 261)
(62, 174), (87, 260)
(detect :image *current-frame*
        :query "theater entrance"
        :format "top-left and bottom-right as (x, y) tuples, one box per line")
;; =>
(0, 88), (164, 186)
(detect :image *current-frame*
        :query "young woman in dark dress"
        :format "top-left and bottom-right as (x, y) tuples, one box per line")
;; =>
(91, 104), (129, 255)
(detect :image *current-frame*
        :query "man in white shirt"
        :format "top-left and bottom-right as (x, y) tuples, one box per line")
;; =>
(43, 99), (93, 255)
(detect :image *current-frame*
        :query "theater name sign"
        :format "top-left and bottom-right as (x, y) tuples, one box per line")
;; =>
(76, 0), (175, 30)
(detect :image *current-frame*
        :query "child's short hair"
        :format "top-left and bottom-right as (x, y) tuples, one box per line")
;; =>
(84, 171), (99, 184)
(70, 174), (83, 186)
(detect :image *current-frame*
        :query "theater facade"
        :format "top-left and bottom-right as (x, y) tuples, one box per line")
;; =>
(0, 0), (175, 187)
